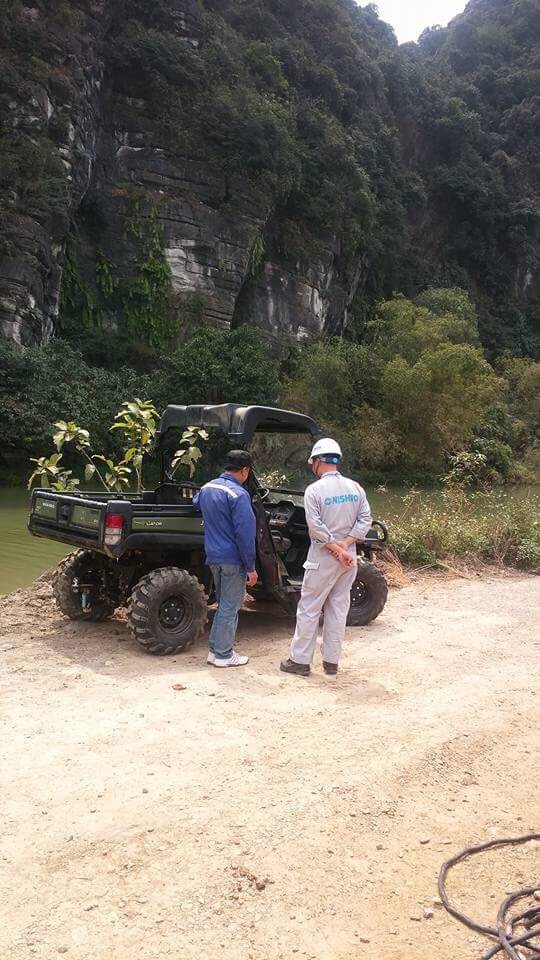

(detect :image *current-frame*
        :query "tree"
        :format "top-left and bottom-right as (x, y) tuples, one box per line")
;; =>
(382, 343), (502, 473)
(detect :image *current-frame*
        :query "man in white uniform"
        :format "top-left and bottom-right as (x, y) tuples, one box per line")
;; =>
(280, 438), (372, 677)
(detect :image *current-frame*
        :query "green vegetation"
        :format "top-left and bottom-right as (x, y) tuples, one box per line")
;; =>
(28, 400), (209, 493)
(59, 208), (178, 347)
(386, 0), (539, 354)
(3, 288), (537, 492)
(285, 288), (538, 485)
(384, 487), (539, 573)
(0, 325), (280, 483)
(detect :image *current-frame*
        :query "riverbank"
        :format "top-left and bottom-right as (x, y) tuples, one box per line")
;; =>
(1, 485), (538, 595)
(1, 571), (538, 960)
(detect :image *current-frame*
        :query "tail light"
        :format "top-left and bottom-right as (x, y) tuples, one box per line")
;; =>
(104, 513), (124, 546)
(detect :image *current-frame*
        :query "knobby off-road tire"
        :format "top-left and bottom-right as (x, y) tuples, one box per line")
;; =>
(52, 551), (117, 622)
(347, 559), (388, 627)
(128, 567), (208, 656)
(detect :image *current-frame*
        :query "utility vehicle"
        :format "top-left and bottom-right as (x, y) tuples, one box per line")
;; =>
(28, 404), (389, 655)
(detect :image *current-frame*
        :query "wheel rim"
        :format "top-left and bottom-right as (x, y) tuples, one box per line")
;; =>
(159, 595), (193, 632)
(350, 579), (367, 607)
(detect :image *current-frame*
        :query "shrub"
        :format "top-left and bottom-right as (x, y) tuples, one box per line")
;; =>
(386, 487), (539, 571)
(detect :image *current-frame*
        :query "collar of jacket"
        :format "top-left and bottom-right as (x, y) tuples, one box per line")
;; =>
(220, 472), (245, 488)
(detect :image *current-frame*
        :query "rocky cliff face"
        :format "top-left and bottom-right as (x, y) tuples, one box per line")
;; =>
(0, 0), (538, 352)
(0, 1), (110, 344)
(0, 0), (365, 346)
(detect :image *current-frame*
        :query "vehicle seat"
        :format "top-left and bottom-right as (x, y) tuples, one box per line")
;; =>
(154, 482), (201, 505)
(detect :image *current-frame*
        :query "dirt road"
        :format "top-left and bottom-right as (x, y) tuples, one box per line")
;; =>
(0, 572), (538, 960)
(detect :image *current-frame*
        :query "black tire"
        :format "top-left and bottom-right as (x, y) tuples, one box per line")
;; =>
(347, 559), (388, 627)
(52, 551), (117, 622)
(127, 567), (208, 656)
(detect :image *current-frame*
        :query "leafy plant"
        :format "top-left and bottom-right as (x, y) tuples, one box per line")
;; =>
(92, 456), (132, 490)
(28, 402), (161, 494)
(52, 418), (124, 492)
(110, 399), (160, 491)
(171, 427), (209, 479)
(27, 454), (80, 492)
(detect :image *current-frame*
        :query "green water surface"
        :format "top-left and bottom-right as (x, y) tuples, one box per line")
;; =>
(0, 488), (68, 595)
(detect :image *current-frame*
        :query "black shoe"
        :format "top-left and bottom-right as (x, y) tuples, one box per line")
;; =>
(280, 658), (310, 676)
(323, 661), (338, 675)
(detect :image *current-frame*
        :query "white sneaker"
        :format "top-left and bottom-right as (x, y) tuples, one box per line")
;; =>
(207, 652), (215, 665)
(214, 651), (249, 668)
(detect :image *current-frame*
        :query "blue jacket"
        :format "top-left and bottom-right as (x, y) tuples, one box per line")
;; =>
(194, 473), (257, 572)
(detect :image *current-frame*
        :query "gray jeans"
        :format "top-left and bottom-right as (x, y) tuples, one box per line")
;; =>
(209, 563), (246, 660)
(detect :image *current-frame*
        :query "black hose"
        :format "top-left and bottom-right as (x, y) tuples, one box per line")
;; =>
(438, 834), (540, 958)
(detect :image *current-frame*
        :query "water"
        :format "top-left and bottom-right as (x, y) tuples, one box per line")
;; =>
(0, 488), (68, 595)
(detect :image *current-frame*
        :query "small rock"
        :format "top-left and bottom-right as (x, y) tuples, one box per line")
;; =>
(84, 902), (98, 912)
(349, 812), (357, 818)
(534, 891), (540, 902)
(142, 788), (148, 794)
(359, 936), (370, 943)
(147, 828), (155, 833)
(255, 880), (266, 891)
(172, 683), (186, 691)
(410, 914), (422, 922)
(419, 837), (430, 845)
(57, 949), (69, 955)
(423, 908), (434, 919)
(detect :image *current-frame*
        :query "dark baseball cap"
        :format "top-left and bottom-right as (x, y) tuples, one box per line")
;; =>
(224, 449), (252, 471)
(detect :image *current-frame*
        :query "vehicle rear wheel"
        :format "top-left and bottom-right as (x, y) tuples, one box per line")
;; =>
(128, 567), (208, 655)
(53, 551), (117, 622)
(347, 560), (388, 627)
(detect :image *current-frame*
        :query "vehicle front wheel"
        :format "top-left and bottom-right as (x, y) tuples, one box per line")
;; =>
(53, 551), (117, 622)
(127, 567), (208, 656)
(347, 560), (388, 627)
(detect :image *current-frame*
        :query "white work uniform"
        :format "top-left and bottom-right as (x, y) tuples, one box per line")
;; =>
(290, 471), (372, 666)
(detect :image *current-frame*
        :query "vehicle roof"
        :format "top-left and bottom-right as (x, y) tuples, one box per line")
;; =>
(155, 403), (322, 448)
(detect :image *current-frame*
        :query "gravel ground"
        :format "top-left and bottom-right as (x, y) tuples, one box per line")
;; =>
(0, 570), (538, 960)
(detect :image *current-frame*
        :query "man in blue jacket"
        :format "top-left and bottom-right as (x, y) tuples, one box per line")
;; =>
(194, 450), (257, 668)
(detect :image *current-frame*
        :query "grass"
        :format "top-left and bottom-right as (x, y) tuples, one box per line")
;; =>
(384, 487), (540, 573)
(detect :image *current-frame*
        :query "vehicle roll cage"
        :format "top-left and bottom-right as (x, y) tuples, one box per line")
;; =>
(155, 403), (323, 483)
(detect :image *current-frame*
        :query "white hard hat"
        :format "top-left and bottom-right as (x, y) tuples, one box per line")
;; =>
(308, 438), (343, 464)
